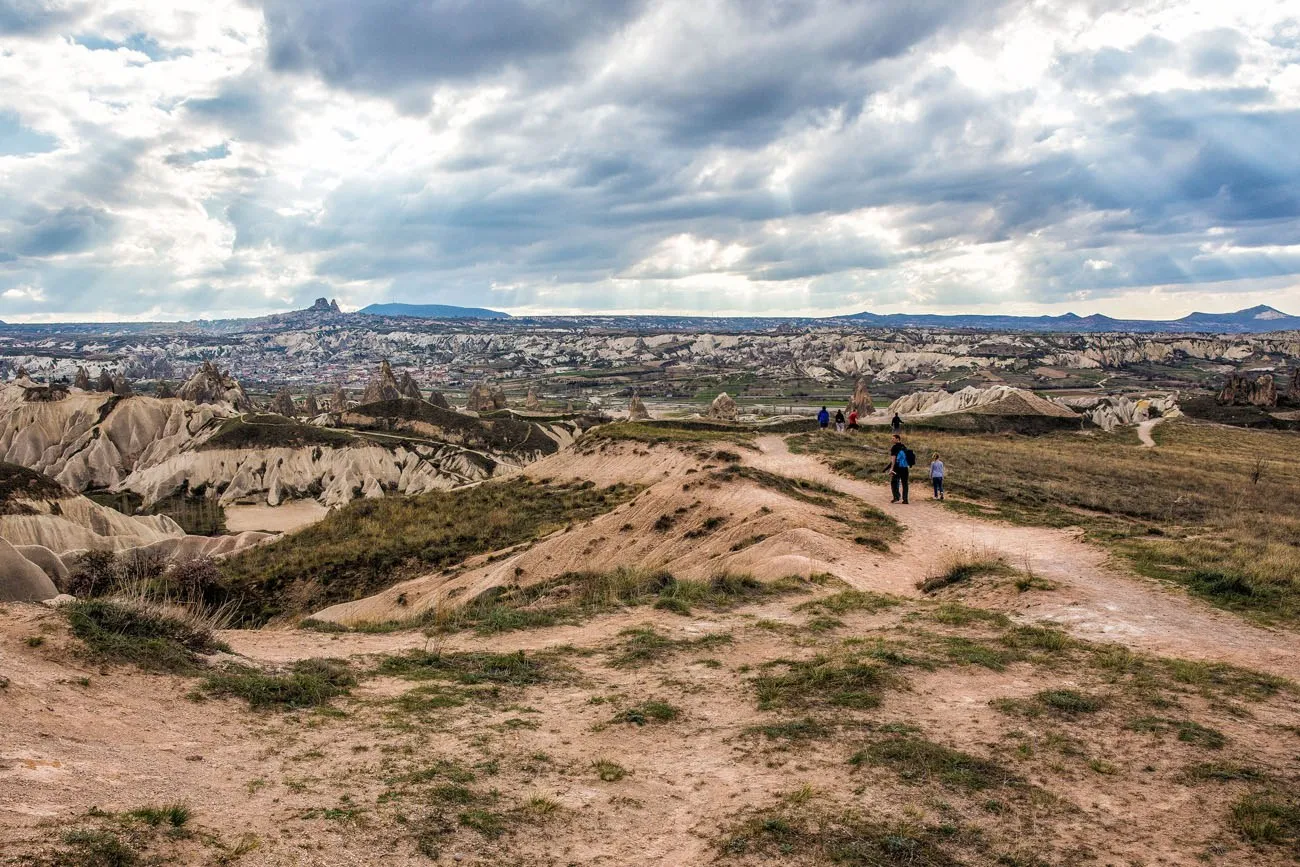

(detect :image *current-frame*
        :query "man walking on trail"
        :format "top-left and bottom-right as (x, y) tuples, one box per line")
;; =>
(817, 406), (830, 429)
(891, 412), (903, 434)
(847, 408), (859, 431)
(886, 433), (912, 504)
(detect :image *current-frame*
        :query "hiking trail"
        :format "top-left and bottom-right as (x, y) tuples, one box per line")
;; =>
(744, 435), (1299, 678)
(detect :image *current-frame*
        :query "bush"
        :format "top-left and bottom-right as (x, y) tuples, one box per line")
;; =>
(66, 598), (226, 674)
(200, 658), (356, 709)
(67, 550), (118, 598)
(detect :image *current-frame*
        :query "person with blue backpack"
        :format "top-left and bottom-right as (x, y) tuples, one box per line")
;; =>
(817, 406), (830, 429)
(886, 433), (915, 504)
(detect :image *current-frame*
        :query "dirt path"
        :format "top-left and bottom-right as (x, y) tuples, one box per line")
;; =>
(1137, 417), (1164, 448)
(746, 435), (1300, 678)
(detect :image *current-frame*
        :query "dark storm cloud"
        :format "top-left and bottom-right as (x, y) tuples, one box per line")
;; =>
(0, 205), (117, 257)
(258, 0), (646, 91)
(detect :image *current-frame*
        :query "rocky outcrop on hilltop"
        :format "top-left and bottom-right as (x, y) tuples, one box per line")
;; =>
(1217, 373), (1277, 407)
(73, 367), (91, 391)
(426, 388), (450, 410)
(96, 370), (115, 392)
(1290, 368), (1300, 403)
(303, 390), (319, 416)
(848, 379), (874, 416)
(708, 392), (738, 422)
(309, 297), (343, 314)
(628, 393), (650, 421)
(362, 360), (403, 403)
(179, 362), (253, 411)
(332, 385), (349, 412)
(270, 388), (296, 417)
(398, 371), (423, 401)
(467, 381), (507, 412)
(525, 388), (541, 410)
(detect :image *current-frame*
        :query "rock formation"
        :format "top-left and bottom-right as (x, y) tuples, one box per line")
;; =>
(628, 392), (650, 421)
(708, 392), (738, 422)
(361, 360), (402, 403)
(179, 361), (253, 411)
(303, 390), (319, 416)
(0, 537), (58, 602)
(96, 370), (115, 392)
(73, 367), (92, 391)
(332, 385), (349, 412)
(155, 380), (175, 399)
(270, 388), (296, 417)
(524, 388), (541, 410)
(111, 374), (132, 397)
(1217, 373), (1277, 407)
(467, 381), (507, 412)
(1290, 368), (1300, 403)
(847, 378), (874, 416)
(309, 297), (342, 314)
(14, 365), (30, 381)
(888, 386), (1079, 420)
(1057, 393), (1181, 431)
(398, 371), (423, 401)
(426, 387), (450, 409)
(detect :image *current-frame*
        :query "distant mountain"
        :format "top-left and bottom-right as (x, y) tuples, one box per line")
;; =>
(359, 303), (510, 319)
(839, 305), (1300, 334)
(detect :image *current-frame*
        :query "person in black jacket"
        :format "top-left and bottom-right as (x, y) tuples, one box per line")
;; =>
(885, 433), (910, 504)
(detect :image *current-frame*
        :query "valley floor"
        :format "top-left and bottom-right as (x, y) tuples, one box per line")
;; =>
(2, 432), (1298, 865)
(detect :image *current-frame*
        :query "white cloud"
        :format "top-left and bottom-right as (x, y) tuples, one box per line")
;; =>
(0, 0), (1298, 321)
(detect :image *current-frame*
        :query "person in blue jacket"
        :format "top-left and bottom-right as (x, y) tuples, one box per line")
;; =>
(817, 406), (830, 429)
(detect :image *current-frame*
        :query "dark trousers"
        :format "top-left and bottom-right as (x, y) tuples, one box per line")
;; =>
(891, 468), (909, 502)
(932, 477), (944, 498)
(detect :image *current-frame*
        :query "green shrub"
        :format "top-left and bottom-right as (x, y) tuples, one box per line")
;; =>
(66, 598), (225, 674)
(200, 658), (356, 709)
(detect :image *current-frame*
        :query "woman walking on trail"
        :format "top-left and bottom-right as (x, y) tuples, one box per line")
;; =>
(818, 406), (830, 429)
(886, 433), (913, 504)
(930, 452), (945, 500)
(834, 409), (846, 432)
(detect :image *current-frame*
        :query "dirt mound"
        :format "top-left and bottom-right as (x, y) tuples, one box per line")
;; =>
(311, 442), (896, 626)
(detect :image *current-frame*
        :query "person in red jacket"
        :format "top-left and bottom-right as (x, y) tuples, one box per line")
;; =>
(847, 409), (859, 431)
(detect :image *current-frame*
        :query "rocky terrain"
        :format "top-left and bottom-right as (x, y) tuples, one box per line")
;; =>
(3, 301), (1297, 403)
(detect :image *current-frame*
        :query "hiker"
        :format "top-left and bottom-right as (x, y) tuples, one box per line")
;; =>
(817, 406), (830, 429)
(834, 409), (846, 433)
(930, 452), (945, 500)
(847, 408), (859, 431)
(891, 412), (903, 434)
(885, 433), (914, 504)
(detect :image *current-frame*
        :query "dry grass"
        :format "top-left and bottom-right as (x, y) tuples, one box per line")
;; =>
(794, 421), (1300, 623)
(218, 478), (637, 625)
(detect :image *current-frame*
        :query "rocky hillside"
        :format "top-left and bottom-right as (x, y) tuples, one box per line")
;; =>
(0, 377), (593, 512)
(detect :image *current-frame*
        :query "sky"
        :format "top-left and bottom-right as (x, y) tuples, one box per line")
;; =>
(0, 0), (1298, 322)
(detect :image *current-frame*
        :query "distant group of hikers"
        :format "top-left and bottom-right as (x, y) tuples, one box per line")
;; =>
(816, 405), (944, 505)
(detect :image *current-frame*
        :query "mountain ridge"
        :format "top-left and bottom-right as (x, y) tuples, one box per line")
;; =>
(837, 304), (1300, 334)
(359, 302), (511, 319)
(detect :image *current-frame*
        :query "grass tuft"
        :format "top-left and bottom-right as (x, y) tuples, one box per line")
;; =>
(199, 658), (356, 710)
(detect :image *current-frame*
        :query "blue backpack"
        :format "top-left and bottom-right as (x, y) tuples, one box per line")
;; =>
(896, 447), (913, 469)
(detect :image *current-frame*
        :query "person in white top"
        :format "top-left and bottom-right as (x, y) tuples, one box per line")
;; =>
(930, 453), (945, 500)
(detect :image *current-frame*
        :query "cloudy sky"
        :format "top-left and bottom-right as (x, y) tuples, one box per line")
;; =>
(1, 0), (1298, 321)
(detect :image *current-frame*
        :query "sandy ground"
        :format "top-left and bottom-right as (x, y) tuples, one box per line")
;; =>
(224, 500), (329, 534)
(3, 433), (1299, 866)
